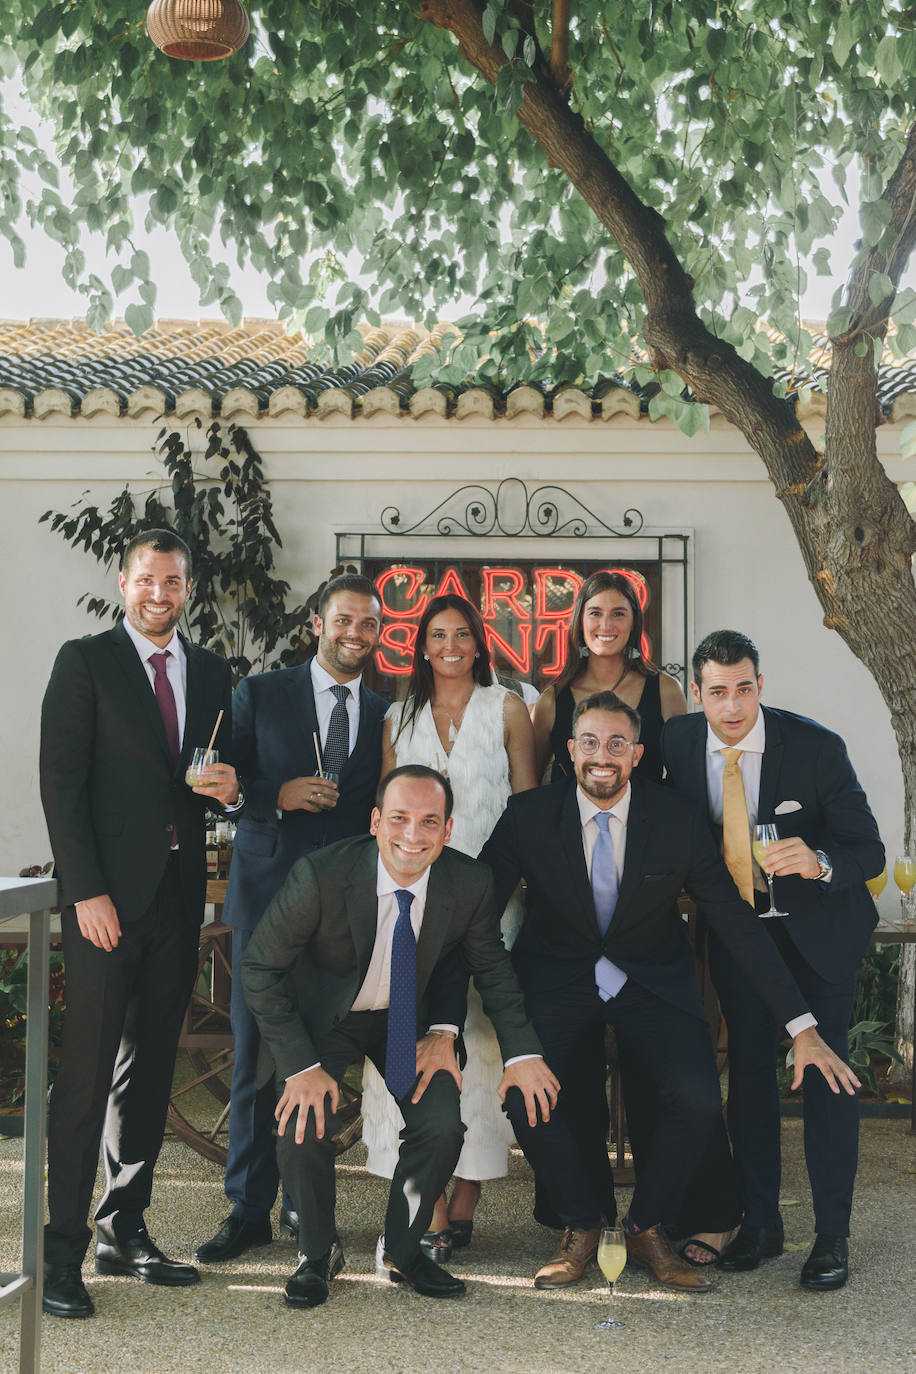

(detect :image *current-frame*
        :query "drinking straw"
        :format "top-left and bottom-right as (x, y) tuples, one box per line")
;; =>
(205, 709), (224, 754)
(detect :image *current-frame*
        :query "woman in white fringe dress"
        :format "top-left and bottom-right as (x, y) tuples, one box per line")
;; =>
(361, 593), (537, 1253)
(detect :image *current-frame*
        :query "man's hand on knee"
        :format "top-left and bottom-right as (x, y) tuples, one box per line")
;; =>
(497, 1056), (560, 1126)
(790, 1027), (861, 1095)
(276, 1066), (340, 1143)
(411, 1031), (462, 1103)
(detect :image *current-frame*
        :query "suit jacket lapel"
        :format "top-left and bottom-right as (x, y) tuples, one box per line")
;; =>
(416, 855), (456, 991)
(284, 663), (321, 773)
(559, 784), (599, 938)
(346, 682), (379, 773)
(181, 637), (209, 771)
(610, 780), (650, 931)
(108, 621), (173, 767)
(757, 706), (783, 824)
(342, 843), (380, 979)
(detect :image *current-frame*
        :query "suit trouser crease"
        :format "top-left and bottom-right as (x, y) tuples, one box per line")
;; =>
(275, 1010), (465, 1265)
(506, 978), (728, 1232)
(710, 923), (859, 1236)
(46, 862), (199, 1264)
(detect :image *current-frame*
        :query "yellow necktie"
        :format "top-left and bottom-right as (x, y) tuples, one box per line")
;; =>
(722, 748), (754, 904)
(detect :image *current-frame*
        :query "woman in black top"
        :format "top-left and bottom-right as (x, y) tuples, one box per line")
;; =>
(533, 569), (687, 781)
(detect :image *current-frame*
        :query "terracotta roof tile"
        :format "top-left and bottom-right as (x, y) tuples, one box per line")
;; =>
(0, 317), (914, 421)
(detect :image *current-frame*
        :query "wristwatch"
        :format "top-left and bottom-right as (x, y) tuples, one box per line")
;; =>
(814, 849), (832, 881)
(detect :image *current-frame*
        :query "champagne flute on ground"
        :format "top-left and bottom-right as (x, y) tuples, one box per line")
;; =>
(752, 823), (789, 918)
(186, 748), (218, 787)
(596, 1226), (626, 1330)
(893, 856), (915, 925)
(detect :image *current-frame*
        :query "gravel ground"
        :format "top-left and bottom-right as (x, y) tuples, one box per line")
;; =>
(2, 1120), (915, 1374)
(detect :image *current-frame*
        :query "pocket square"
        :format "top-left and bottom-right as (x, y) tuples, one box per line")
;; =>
(775, 800), (802, 815)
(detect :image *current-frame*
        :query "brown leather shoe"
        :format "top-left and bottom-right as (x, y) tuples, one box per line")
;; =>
(626, 1225), (713, 1291)
(534, 1226), (600, 1289)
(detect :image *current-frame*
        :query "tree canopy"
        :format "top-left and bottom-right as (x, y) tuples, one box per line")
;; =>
(2, 0), (916, 406)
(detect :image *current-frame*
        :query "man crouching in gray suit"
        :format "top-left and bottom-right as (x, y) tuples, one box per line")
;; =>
(241, 764), (558, 1306)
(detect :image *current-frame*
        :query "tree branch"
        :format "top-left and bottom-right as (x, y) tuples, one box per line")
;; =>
(551, 0), (571, 92)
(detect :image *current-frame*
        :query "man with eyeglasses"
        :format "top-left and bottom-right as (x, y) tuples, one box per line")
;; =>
(480, 689), (859, 1294)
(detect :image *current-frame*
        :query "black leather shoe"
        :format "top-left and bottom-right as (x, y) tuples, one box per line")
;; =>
(284, 1239), (345, 1309)
(194, 1213), (272, 1263)
(717, 1223), (784, 1272)
(95, 1223), (200, 1286)
(800, 1234), (849, 1291)
(278, 1208), (300, 1240)
(375, 1237), (465, 1298)
(42, 1262), (94, 1318)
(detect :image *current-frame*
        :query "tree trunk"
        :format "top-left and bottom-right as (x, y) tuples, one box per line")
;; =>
(420, 0), (916, 1063)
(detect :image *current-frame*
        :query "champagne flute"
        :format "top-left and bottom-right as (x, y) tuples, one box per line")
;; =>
(752, 823), (788, 918)
(893, 855), (915, 925)
(185, 747), (218, 788)
(596, 1225), (626, 1329)
(865, 868), (888, 900)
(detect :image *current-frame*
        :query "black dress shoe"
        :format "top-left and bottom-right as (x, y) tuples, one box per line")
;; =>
(800, 1234), (849, 1291)
(375, 1237), (465, 1298)
(717, 1223), (784, 1272)
(278, 1208), (300, 1240)
(42, 1262), (94, 1318)
(195, 1213), (272, 1263)
(284, 1239), (345, 1309)
(95, 1223), (200, 1286)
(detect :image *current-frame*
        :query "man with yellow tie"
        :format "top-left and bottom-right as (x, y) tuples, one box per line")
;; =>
(663, 630), (884, 1292)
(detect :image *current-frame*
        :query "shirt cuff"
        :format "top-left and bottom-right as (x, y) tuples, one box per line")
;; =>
(504, 1053), (542, 1067)
(286, 1063), (320, 1080)
(786, 1013), (818, 1038)
(428, 1024), (459, 1037)
(221, 785), (245, 815)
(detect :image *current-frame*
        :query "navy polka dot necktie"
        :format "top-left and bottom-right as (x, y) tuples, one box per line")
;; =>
(322, 683), (350, 776)
(384, 888), (418, 1102)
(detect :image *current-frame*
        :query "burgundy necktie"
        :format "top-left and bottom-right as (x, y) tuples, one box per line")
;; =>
(149, 651), (180, 763)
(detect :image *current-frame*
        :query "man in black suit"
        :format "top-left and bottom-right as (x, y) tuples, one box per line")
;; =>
(39, 529), (240, 1318)
(480, 690), (859, 1293)
(241, 765), (559, 1307)
(195, 574), (389, 1264)
(663, 630), (883, 1290)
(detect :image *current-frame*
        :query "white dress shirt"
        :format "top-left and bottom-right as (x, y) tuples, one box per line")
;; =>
(123, 616), (187, 746)
(576, 782), (630, 999)
(311, 657), (361, 756)
(703, 709), (816, 1038)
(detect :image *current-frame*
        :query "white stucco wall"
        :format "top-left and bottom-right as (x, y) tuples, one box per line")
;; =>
(1, 406), (911, 916)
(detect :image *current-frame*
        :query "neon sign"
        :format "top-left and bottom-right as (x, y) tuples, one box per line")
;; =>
(376, 565), (651, 677)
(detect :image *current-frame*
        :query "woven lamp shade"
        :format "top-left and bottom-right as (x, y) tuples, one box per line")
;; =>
(146, 0), (249, 60)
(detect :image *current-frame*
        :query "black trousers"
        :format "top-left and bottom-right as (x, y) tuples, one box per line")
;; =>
(506, 976), (739, 1232)
(45, 857), (200, 1266)
(709, 919), (859, 1235)
(276, 1010), (465, 1267)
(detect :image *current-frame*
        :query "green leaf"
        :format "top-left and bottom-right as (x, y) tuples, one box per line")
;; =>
(860, 200), (892, 249)
(867, 272), (893, 307)
(482, 6), (496, 45)
(124, 303), (154, 337)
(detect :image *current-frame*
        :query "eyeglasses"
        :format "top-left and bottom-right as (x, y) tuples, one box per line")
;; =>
(573, 735), (636, 757)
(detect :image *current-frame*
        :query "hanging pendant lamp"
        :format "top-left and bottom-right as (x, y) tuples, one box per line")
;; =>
(146, 0), (249, 61)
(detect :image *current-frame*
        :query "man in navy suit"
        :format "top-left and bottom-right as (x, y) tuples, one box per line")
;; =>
(195, 574), (389, 1263)
(663, 630), (883, 1290)
(40, 529), (239, 1318)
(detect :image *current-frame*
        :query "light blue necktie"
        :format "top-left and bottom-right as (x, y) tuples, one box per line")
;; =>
(384, 888), (418, 1101)
(592, 810), (628, 1001)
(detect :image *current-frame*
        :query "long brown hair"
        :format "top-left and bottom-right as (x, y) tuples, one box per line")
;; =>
(394, 594), (493, 742)
(552, 570), (657, 698)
